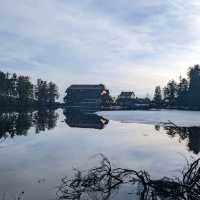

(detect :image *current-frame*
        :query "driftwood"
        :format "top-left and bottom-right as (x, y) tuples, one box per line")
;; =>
(57, 155), (200, 200)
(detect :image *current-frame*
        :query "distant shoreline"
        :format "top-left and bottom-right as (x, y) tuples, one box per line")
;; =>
(63, 105), (200, 112)
(101, 105), (200, 111)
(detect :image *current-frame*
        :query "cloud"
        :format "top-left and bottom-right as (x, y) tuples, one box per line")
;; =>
(0, 0), (200, 98)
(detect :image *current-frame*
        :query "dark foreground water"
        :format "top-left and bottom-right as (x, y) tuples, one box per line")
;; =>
(0, 109), (199, 199)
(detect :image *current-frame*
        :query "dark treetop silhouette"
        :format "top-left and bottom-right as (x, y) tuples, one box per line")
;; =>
(153, 64), (200, 110)
(0, 71), (59, 108)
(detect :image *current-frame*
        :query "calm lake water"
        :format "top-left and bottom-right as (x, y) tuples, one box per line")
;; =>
(0, 109), (200, 199)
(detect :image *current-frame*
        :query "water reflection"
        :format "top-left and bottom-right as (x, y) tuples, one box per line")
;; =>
(63, 110), (109, 129)
(0, 109), (58, 140)
(0, 109), (109, 142)
(0, 110), (200, 199)
(33, 110), (59, 133)
(155, 125), (200, 154)
(0, 112), (32, 140)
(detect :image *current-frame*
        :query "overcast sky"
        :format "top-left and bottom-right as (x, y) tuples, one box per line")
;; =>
(1, 0), (200, 98)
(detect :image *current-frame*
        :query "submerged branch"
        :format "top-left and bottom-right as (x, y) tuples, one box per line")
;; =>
(57, 155), (200, 200)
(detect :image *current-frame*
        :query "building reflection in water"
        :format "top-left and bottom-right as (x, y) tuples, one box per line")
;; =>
(63, 110), (109, 130)
(0, 109), (59, 140)
(155, 125), (200, 154)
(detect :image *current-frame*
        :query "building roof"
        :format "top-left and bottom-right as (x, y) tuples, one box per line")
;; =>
(66, 84), (106, 91)
(117, 91), (135, 100)
(119, 91), (135, 96)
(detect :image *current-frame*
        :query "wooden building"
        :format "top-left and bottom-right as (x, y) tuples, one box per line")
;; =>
(116, 91), (135, 107)
(64, 84), (111, 112)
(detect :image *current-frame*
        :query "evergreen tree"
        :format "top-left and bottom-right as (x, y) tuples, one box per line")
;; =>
(48, 82), (59, 103)
(0, 70), (60, 107)
(0, 71), (7, 95)
(163, 80), (178, 106)
(35, 79), (48, 104)
(177, 76), (188, 106)
(10, 73), (18, 97)
(16, 76), (33, 103)
(153, 86), (162, 106)
(187, 65), (200, 107)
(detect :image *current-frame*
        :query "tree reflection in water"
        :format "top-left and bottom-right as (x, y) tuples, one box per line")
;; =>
(33, 109), (59, 133)
(155, 125), (200, 154)
(0, 112), (32, 140)
(0, 109), (58, 140)
(57, 155), (200, 200)
(0, 109), (108, 141)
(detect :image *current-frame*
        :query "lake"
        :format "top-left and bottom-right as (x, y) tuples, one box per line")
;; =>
(0, 109), (199, 199)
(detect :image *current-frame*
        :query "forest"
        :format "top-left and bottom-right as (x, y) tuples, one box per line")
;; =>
(0, 71), (59, 108)
(153, 64), (200, 109)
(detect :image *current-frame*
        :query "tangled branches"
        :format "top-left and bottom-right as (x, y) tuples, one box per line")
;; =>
(57, 155), (200, 200)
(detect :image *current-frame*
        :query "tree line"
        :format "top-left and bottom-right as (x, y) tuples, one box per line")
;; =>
(0, 71), (59, 107)
(153, 64), (200, 109)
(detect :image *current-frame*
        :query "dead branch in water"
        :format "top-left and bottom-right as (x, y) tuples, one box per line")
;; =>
(57, 155), (200, 200)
